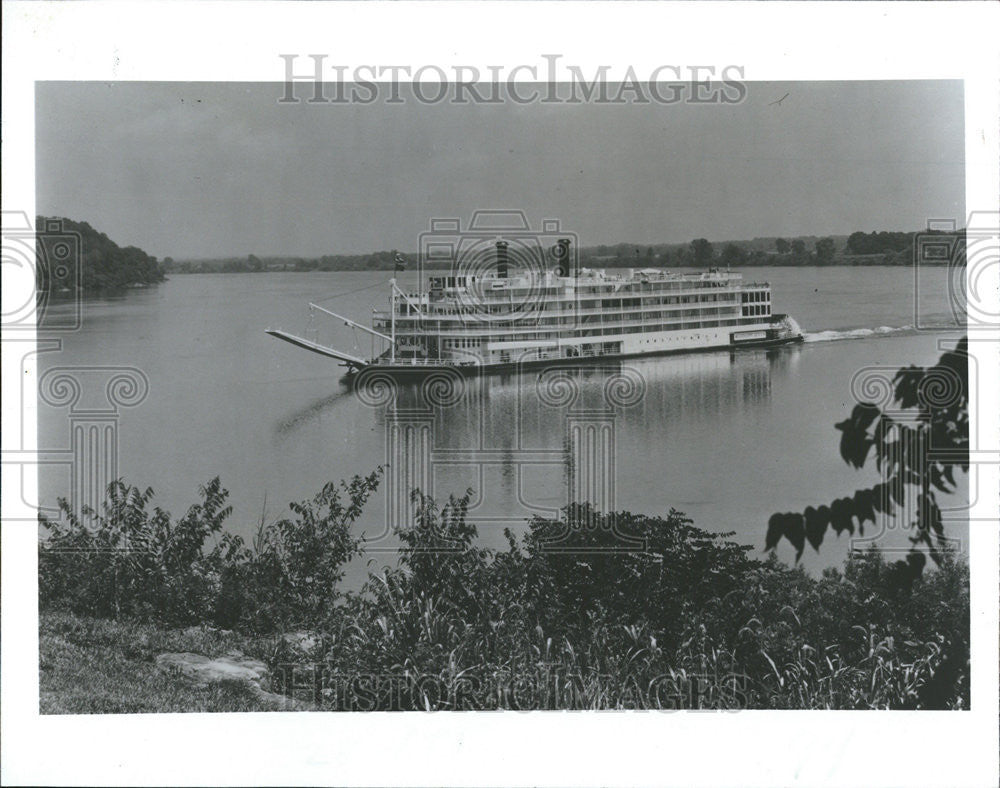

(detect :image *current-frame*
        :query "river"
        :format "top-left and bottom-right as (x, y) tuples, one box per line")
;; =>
(36, 265), (968, 582)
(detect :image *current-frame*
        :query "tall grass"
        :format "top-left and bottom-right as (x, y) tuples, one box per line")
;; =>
(39, 475), (969, 711)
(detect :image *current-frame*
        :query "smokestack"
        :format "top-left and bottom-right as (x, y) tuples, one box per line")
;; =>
(556, 238), (572, 277)
(495, 240), (508, 279)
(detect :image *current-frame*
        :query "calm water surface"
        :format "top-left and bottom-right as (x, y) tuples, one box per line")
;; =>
(37, 267), (967, 582)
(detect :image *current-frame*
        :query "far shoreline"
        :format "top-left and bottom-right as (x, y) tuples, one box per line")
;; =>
(163, 260), (963, 274)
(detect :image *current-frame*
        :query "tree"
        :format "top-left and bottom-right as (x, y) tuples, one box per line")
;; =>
(815, 238), (836, 264)
(846, 231), (870, 255)
(846, 231), (917, 256)
(36, 216), (165, 294)
(775, 238), (790, 255)
(767, 337), (968, 571)
(790, 239), (806, 257)
(690, 238), (715, 266)
(720, 243), (747, 267)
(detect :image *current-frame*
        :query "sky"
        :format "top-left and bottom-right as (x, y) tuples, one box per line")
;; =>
(35, 80), (965, 260)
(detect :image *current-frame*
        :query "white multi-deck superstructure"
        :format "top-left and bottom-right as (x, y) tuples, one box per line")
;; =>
(267, 238), (802, 375)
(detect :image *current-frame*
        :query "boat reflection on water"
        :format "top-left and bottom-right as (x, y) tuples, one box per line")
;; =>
(346, 346), (797, 541)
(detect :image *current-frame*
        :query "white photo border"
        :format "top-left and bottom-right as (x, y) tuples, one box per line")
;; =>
(2, 2), (998, 786)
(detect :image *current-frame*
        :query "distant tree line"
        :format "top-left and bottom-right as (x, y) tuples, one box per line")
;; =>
(165, 250), (408, 274)
(36, 216), (165, 295)
(617, 228), (963, 269)
(583, 237), (838, 268)
(159, 227), (966, 275)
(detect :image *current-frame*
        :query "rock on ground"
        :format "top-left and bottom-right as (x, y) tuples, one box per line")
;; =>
(155, 651), (313, 710)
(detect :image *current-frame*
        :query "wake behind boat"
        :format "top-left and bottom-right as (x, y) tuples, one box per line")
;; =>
(267, 237), (803, 376)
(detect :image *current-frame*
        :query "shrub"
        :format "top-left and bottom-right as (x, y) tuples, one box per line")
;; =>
(39, 479), (230, 624)
(39, 470), (381, 631)
(216, 470), (380, 632)
(297, 493), (968, 710)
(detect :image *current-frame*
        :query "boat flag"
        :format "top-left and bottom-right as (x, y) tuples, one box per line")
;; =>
(394, 252), (407, 272)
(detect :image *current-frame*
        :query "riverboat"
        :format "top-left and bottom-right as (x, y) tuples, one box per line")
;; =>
(267, 237), (803, 375)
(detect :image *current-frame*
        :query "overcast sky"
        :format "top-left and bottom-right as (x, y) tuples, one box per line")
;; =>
(36, 80), (965, 260)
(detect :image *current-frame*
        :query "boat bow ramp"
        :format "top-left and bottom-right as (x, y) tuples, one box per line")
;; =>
(265, 329), (368, 370)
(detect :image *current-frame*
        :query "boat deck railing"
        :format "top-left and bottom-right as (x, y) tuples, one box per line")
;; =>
(378, 343), (630, 368)
(378, 356), (463, 367)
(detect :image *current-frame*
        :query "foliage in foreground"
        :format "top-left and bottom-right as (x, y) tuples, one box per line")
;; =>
(39, 471), (380, 630)
(279, 493), (968, 710)
(769, 336), (968, 564)
(40, 475), (969, 711)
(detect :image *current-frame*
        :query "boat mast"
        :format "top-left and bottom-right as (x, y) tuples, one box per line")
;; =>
(308, 302), (391, 342)
(390, 279), (396, 363)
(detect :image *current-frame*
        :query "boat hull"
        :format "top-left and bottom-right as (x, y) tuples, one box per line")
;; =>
(347, 331), (803, 380)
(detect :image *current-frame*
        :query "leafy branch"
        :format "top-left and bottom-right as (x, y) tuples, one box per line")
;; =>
(767, 337), (968, 569)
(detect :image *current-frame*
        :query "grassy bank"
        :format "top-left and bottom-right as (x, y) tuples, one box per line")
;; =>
(39, 611), (288, 713)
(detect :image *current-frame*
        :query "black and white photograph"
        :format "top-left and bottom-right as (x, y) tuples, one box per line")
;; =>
(2, 2), (999, 787)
